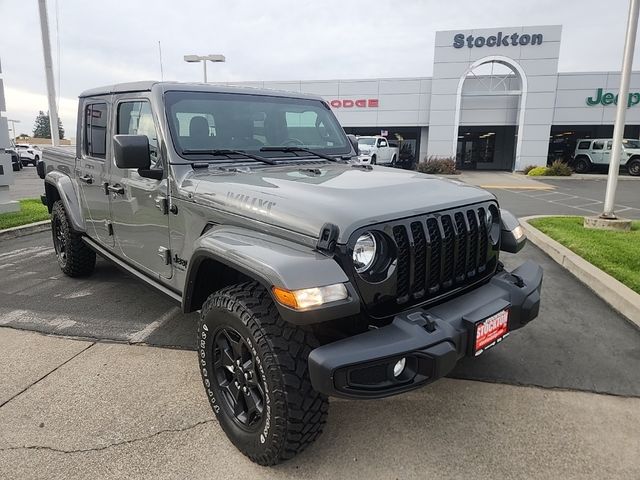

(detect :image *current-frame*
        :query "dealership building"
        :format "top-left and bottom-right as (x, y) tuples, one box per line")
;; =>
(231, 25), (640, 171)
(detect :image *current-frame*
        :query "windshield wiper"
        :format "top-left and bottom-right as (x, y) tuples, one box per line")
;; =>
(181, 149), (277, 165)
(259, 146), (344, 163)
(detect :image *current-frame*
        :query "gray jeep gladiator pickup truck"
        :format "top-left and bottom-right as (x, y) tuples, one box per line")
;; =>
(39, 81), (542, 465)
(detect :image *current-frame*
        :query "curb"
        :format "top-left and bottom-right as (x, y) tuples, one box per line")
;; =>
(520, 215), (640, 329)
(0, 220), (50, 240)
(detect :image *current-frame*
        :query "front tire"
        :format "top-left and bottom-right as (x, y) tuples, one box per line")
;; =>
(371, 155), (377, 165)
(198, 282), (328, 465)
(51, 200), (96, 277)
(628, 158), (640, 176)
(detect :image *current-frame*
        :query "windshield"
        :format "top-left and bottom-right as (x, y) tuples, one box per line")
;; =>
(622, 139), (640, 149)
(165, 91), (350, 160)
(358, 138), (376, 146)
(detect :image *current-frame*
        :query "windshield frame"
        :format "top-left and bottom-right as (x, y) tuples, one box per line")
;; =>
(164, 90), (351, 163)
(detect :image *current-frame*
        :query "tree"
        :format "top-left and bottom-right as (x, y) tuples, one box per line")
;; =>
(32, 111), (65, 139)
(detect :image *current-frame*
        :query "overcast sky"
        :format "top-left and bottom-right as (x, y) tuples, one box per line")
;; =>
(1, 0), (639, 137)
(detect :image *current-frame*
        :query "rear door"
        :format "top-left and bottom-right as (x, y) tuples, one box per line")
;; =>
(590, 140), (605, 164)
(108, 96), (172, 279)
(78, 100), (113, 246)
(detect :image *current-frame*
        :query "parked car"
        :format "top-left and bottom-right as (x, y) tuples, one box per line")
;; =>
(16, 143), (42, 166)
(356, 135), (399, 165)
(572, 138), (640, 175)
(7, 147), (23, 171)
(41, 81), (542, 466)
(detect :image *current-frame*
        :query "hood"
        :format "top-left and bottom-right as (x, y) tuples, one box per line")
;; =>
(189, 164), (494, 243)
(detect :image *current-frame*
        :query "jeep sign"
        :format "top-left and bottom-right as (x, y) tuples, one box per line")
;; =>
(586, 88), (640, 108)
(453, 32), (543, 48)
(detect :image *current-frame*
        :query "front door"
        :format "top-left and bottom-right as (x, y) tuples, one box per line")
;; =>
(109, 98), (172, 279)
(78, 101), (113, 246)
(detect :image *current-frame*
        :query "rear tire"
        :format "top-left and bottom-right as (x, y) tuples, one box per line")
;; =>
(628, 158), (640, 176)
(574, 156), (590, 173)
(391, 154), (397, 165)
(198, 282), (328, 465)
(51, 200), (96, 277)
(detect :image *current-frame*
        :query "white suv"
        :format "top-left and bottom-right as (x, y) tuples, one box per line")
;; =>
(15, 143), (42, 166)
(573, 138), (640, 176)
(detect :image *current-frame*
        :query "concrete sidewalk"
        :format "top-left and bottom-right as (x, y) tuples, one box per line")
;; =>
(1, 327), (639, 480)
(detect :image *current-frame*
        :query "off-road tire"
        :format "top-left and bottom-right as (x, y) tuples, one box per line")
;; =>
(627, 158), (640, 176)
(51, 200), (96, 277)
(574, 156), (590, 173)
(198, 282), (328, 465)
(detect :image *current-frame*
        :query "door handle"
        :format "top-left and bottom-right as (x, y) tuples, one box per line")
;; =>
(79, 175), (93, 184)
(107, 184), (125, 195)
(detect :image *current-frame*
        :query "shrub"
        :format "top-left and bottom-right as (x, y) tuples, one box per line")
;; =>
(527, 166), (548, 176)
(417, 156), (458, 175)
(526, 161), (572, 177)
(545, 160), (572, 176)
(522, 165), (538, 175)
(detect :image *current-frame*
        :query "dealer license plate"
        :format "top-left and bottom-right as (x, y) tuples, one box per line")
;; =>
(473, 309), (509, 356)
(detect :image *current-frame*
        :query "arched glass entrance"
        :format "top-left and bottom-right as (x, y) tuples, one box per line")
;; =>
(453, 56), (527, 171)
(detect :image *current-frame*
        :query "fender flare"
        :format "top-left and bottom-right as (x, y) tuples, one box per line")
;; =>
(183, 225), (360, 324)
(44, 171), (85, 232)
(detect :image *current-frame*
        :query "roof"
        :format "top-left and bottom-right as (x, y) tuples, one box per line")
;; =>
(79, 81), (323, 101)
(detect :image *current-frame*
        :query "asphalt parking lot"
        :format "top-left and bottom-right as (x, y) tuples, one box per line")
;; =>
(2, 168), (639, 478)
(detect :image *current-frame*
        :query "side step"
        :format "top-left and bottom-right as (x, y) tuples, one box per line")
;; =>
(82, 237), (182, 305)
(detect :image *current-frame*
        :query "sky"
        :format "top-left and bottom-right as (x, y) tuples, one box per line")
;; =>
(1, 0), (640, 138)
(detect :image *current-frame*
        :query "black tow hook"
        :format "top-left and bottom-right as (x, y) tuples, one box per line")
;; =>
(407, 312), (438, 333)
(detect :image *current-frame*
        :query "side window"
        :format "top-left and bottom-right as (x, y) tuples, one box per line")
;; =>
(379, 138), (388, 147)
(117, 101), (161, 168)
(577, 141), (591, 150)
(84, 103), (107, 159)
(593, 140), (604, 150)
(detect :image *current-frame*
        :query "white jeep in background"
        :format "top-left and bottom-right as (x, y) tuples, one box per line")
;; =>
(356, 135), (399, 165)
(573, 138), (640, 176)
(15, 143), (42, 166)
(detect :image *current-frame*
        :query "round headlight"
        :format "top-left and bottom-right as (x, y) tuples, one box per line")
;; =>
(485, 208), (493, 227)
(353, 232), (377, 273)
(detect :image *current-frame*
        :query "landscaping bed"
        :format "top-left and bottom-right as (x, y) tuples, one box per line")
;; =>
(528, 216), (640, 294)
(0, 198), (49, 230)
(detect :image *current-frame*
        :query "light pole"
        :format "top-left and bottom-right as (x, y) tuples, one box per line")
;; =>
(602, 0), (639, 219)
(37, 0), (60, 146)
(7, 119), (20, 142)
(183, 54), (226, 83)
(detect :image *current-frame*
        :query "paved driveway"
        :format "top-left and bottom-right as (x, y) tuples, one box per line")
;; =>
(1, 231), (639, 398)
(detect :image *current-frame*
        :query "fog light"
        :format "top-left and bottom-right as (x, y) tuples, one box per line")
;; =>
(393, 358), (406, 378)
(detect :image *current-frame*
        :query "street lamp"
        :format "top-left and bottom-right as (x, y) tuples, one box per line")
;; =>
(183, 54), (226, 83)
(7, 119), (20, 142)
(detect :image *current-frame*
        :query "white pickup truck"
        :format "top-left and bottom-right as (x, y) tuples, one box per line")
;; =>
(356, 136), (399, 165)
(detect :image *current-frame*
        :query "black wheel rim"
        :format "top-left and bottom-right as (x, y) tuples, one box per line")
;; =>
(52, 216), (67, 266)
(212, 327), (266, 430)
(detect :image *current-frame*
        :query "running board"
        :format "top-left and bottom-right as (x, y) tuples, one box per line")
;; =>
(82, 237), (183, 305)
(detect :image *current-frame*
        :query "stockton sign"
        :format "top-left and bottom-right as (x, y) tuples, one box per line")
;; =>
(586, 88), (640, 108)
(453, 31), (543, 48)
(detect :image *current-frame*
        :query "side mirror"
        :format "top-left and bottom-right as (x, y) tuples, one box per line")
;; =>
(499, 209), (526, 253)
(347, 134), (359, 155)
(113, 135), (151, 169)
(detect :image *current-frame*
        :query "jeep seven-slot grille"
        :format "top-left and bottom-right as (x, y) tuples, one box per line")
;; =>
(347, 203), (498, 318)
(389, 206), (495, 307)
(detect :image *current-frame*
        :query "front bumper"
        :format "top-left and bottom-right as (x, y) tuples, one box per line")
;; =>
(308, 260), (543, 399)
